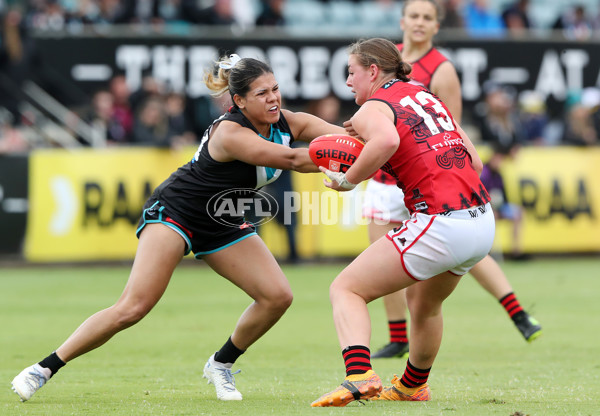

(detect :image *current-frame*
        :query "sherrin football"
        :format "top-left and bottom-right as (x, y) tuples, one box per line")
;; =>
(309, 134), (370, 176)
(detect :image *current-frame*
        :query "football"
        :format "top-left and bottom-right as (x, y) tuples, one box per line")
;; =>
(309, 134), (369, 176)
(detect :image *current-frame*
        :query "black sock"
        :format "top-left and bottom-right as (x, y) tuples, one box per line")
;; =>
(38, 352), (66, 378)
(214, 337), (245, 365)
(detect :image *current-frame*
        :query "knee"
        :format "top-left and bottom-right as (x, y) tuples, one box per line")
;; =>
(407, 297), (441, 321)
(111, 301), (152, 329)
(264, 289), (293, 315)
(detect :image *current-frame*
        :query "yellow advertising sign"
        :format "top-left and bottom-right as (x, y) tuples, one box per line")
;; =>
(498, 146), (600, 253)
(24, 146), (600, 262)
(25, 148), (189, 261)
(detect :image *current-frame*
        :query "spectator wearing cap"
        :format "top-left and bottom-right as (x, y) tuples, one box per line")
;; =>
(501, 0), (531, 36)
(476, 81), (526, 154)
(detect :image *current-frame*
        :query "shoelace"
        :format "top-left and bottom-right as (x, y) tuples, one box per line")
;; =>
(215, 368), (241, 392)
(26, 368), (47, 389)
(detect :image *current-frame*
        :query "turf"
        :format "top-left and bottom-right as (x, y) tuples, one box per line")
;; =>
(1, 257), (599, 415)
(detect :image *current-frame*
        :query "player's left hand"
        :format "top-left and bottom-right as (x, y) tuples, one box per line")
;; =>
(320, 167), (356, 191)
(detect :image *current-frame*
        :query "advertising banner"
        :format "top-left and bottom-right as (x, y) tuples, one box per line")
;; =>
(25, 148), (189, 261)
(34, 35), (600, 117)
(23, 146), (600, 262)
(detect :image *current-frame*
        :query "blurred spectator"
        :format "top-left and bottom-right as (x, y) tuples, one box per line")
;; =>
(193, 0), (236, 25)
(480, 146), (528, 260)
(256, 168), (300, 263)
(0, 8), (38, 125)
(463, 0), (505, 37)
(517, 90), (549, 146)
(476, 81), (526, 153)
(552, 4), (594, 41)
(129, 75), (165, 114)
(501, 0), (531, 36)
(306, 94), (345, 125)
(562, 89), (599, 146)
(131, 96), (171, 147)
(255, 0), (285, 26)
(164, 92), (197, 149)
(581, 87), (600, 137)
(83, 89), (128, 146)
(440, 0), (465, 29)
(0, 111), (30, 153)
(188, 93), (232, 138)
(108, 74), (134, 143)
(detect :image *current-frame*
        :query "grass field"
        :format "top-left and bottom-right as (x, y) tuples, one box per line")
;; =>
(1, 257), (599, 415)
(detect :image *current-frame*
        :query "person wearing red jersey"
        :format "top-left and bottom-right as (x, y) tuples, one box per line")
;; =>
(311, 37), (495, 407)
(363, 0), (541, 362)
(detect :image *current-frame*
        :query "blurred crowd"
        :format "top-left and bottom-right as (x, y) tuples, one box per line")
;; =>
(2, 0), (600, 37)
(1, 0), (600, 153)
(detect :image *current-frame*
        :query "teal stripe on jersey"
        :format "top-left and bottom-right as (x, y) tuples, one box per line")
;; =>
(256, 128), (292, 188)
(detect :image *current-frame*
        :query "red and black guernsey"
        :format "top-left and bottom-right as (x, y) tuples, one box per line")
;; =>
(368, 79), (489, 215)
(373, 44), (450, 185)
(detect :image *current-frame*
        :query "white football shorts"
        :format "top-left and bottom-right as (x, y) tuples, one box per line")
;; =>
(386, 203), (496, 281)
(362, 180), (410, 224)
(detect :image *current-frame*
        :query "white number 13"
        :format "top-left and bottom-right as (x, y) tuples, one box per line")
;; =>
(400, 91), (455, 135)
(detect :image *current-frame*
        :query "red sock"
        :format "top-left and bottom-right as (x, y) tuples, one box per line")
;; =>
(389, 320), (408, 343)
(499, 292), (524, 318)
(342, 345), (372, 376)
(400, 359), (430, 388)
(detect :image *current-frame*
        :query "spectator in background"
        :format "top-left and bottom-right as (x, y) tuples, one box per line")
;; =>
(552, 4), (594, 41)
(518, 90), (550, 146)
(255, 0), (285, 26)
(501, 0), (531, 36)
(306, 94), (345, 125)
(84, 89), (128, 146)
(131, 96), (172, 147)
(476, 81), (526, 153)
(108, 74), (134, 143)
(463, 0), (505, 37)
(0, 112), (30, 153)
(0, 8), (37, 125)
(193, 0), (237, 25)
(440, 0), (464, 29)
(563, 95), (599, 147)
(164, 92), (197, 149)
(480, 145), (528, 260)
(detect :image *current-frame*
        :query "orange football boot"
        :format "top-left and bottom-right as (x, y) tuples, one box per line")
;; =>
(311, 370), (382, 407)
(371, 375), (431, 401)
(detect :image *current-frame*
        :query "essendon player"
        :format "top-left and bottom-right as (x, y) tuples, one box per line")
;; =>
(312, 37), (495, 407)
(363, 0), (541, 365)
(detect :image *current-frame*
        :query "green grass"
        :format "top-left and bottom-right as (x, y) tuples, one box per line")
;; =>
(1, 257), (599, 415)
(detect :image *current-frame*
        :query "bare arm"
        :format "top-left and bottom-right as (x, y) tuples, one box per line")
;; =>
(341, 101), (399, 186)
(430, 61), (462, 123)
(282, 109), (345, 142)
(208, 120), (319, 173)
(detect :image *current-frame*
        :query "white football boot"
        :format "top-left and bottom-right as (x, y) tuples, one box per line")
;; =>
(11, 364), (51, 402)
(203, 354), (242, 400)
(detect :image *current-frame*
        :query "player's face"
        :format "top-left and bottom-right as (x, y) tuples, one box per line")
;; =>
(236, 72), (281, 132)
(400, 0), (440, 45)
(347, 55), (372, 106)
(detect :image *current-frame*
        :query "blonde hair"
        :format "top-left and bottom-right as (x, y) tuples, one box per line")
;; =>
(348, 38), (412, 82)
(204, 55), (273, 106)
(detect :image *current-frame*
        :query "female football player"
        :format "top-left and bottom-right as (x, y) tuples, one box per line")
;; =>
(312, 37), (494, 407)
(12, 54), (345, 403)
(364, 0), (540, 363)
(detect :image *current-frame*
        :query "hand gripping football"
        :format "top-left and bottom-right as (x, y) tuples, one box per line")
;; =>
(309, 134), (367, 175)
